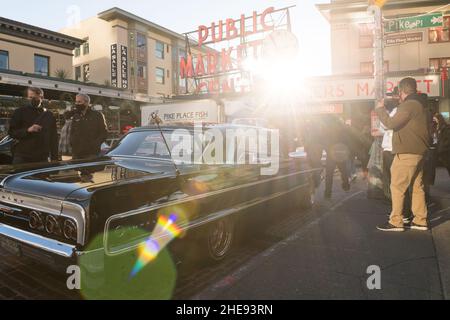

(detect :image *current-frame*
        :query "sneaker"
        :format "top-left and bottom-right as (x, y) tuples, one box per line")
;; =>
(409, 223), (429, 231)
(403, 217), (413, 225)
(385, 214), (413, 225)
(377, 222), (405, 232)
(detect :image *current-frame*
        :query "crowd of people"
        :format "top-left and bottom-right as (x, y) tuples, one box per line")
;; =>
(8, 87), (108, 164)
(304, 77), (450, 232)
(4, 83), (450, 232)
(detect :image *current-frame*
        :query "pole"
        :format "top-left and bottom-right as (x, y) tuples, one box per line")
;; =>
(367, 2), (386, 199)
(372, 5), (385, 104)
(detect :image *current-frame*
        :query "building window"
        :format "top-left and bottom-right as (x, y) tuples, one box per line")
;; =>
(137, 63), (147, 79)
(360, 61), (389, 75)
(83, 38), (90, 55)
(156, 67), (165, 84)
(430, 57), (450, 71)
(34, 54), (49, 76)
(155, 41), (165, 59)
(74, 47), (81, 57)
(359, 23), (374, 48)
(0, 50), (9, 70)
(137, 34), (147, 49)
(429, 16), (450, 43)
(75, 66), (81, 81)
(83, 64), (90, 82)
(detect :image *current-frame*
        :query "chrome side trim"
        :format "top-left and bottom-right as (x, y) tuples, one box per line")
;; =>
(61, 202), (87, 245)
(104, 181), (310, 256)
(0, 189), (62, 215)
(105, 168), (318, 224)
(0, 223), (76, 258)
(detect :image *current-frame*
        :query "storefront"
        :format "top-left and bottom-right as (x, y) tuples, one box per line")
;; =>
(305, 73), (448, 132)
(0, 69), (147, 138)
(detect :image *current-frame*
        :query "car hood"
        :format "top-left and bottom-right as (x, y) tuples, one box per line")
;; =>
(0, 157), (173, 200)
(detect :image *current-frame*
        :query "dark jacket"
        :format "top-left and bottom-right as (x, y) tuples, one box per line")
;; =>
(437, 125), (450, 165)
(376, 94), (430, 155)
(8, 104), (58, 160)
(70, 108), (108, 158)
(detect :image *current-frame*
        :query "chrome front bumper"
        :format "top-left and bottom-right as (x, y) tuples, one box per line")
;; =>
(0, 223), (77, 258)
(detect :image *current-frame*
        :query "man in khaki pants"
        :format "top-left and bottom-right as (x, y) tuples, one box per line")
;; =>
(375, 78), (430, 232)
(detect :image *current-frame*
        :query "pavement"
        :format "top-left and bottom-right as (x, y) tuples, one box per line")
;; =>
(194, 168), (450, 300)
(0, 168), (449, 300)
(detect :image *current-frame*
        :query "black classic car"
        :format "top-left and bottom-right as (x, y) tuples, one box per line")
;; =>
(0, 123), (317, 290)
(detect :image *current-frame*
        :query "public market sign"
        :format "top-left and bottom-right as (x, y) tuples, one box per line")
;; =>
(180, 7), (291, 94)
(384, 13), (443, 33)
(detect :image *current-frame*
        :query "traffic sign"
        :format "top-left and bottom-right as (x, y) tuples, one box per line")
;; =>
(385, 13), (443, 33)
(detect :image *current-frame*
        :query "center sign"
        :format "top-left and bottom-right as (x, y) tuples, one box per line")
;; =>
(180, 7), (289, 94)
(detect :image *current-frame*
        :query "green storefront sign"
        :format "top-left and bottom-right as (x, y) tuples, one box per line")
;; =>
(385, 13), (443, 33)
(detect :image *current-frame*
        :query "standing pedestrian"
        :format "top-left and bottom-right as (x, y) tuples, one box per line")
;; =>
(381, 87), (400, 200)
(303, 117), (325, 189)
(70, 94), (108, 160)
(8, 87), (58, 164)
(323, 116), (351, 199)
(434, 113), (450, 176)
(59, 111), (74, 159)
(376, 78), (430, 232)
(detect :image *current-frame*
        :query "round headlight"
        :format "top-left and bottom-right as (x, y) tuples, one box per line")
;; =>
(63, 219), (77, 241)
(29, 211), (44, 230)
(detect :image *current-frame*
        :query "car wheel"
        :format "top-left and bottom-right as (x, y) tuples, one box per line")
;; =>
(205, 216), (235, 262)
(296, 180), (315, 210)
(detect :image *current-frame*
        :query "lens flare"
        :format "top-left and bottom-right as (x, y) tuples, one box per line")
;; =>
(130, 214), (182, 278)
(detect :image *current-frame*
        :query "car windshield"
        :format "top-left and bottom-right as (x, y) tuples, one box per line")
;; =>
(108, 131), (175, 159)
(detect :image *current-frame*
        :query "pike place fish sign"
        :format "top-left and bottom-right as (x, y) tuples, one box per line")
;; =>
(385, 13), (443, 33)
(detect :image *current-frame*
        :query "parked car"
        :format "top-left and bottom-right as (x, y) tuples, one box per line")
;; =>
(100, 138), (122, 156)
(0, 135), (13, 165)
(0, 124), (317, 285)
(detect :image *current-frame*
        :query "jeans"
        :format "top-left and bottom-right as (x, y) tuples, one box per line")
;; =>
(389, 154), (427, 227)
(325, 159), (349, 196)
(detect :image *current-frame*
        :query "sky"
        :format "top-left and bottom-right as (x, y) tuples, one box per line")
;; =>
(0, 0), (331, 76)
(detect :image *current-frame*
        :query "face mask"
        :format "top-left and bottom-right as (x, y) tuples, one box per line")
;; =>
(75, 104), (86, 113)
(30, 98), (41, 108)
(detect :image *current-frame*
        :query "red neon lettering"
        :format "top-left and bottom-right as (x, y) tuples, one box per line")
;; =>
(198, 26), (209, 47)
(240, 14), (246, 38)
(357, 83), (369, 96)
(212, 21), (223, 43)
(180, 54), (194, 79)
(261, 7), (275, 31)
(195, 54), (205, 76)
(207, 52), (218, 75)
(221, 47), (233, 72)
(226, 18), (238, 40)
(423, 79), (433, 93)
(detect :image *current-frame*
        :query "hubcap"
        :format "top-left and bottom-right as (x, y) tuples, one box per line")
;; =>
(208, 219), (233, 259)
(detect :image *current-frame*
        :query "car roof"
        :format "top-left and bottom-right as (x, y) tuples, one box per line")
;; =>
(131, 123), (271, 133)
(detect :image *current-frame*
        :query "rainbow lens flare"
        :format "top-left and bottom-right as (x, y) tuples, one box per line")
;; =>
(130, 214), (182, 278)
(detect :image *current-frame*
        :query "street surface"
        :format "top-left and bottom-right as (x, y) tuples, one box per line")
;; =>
(0, 169), (449, 300)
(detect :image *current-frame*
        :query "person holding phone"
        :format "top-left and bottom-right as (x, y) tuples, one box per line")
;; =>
(8, 87), (58, 164)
